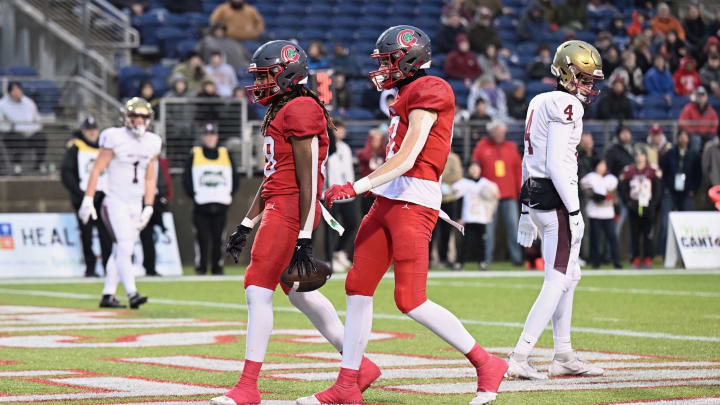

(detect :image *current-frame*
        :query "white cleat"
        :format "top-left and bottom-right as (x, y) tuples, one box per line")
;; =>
(549, 351), (604, 377)
(469, 391), (498, 404)
(296, 395), (322, 405)
(506, 352), (548, 380)
(209, 395), (239, 405)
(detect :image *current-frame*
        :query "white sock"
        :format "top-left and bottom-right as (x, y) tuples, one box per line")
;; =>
(288, 290), (344, 352)
(114, 239), (137, 295)
(102, 245), (119, 295)
(244, 285), (274, 362)
(340, 295), (373, 370)
(514, 278), (566, 356)
(406, 300), (475, 354)
(552, 279), (578, 355)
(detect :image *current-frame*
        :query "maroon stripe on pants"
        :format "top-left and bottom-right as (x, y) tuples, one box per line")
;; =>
(101, 205), (117, 243)
(553, 207), (570, 274)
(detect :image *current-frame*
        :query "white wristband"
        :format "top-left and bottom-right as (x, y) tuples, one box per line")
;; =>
(298, 230), (312, 239)
(353, 176), (373, 195)
(241, 215), (260, 229)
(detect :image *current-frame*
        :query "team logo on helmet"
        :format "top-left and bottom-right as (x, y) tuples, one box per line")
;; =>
(281, 45), (300, 63)
(397, 29), (417, 48)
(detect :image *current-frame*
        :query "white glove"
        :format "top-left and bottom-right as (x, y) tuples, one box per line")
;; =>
(517, 209), (538, 248)
(137, 205), (154, 231)
(569, 210), (584, 246)
(78, 196), (97, 225)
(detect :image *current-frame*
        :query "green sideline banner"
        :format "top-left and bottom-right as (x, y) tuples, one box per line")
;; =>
(0, 212), (182, 277)
(664, 211), (720, 269)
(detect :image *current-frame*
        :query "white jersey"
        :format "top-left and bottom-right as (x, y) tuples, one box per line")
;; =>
(99, 126), (162, 204)
(522, 91), (584, 213)
(580, 172), (618, 220)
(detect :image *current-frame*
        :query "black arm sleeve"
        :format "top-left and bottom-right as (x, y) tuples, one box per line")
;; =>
(61, 145), (83, 205)
(182, 151), (194, 198)
(229, 153), (240, 195)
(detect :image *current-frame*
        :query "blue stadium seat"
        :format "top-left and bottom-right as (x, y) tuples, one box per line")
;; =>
(7, 65), (37, 76)
(330, 16), (363, 29)
(575, 30), (596, 43)
(517, 42), (538, 56)
(417, 3), (442, 15)
(414, 17), (440, 31)
(184, 12), (210, 28)
(118, 65), (150, 99)
(278, 3), (307, 15)
(509, 66), (525, 80)
(306, 4), (336, 15)
(268, 28), (299, 41)
(354, 28), (380, 41)
(498, 29), (517, 44)
(244, 41), (263, 54)
(496, 16), (516, 30)
(303, 15), (329, 28)
(156, 27), (186, 58)
(133, 11), (168, 46)
(643, 94), (669, 108)
(669, 106), (684, 118)
(202, 2), (220, 13)
(708, 96), (720, 112)
(149, 64), (173, 81)
(639, 106), (669, 119)
(345, 107), (375, 120)
(433, 53), (446, 68)
(525, 80), (554, 95)
(298, 28), (326, 41)
(149, 76), (169, 97)
(426, 66), (444, 78)
(24, 80), (60, 114)
(671, 96), (690, 109)
(362, 3), (390, 15)
(176, 39), (199, 60)
(393, 3), (418, 16)
(273, 15), (305, 29)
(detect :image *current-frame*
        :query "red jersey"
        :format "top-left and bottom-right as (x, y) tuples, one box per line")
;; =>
(387, 75), (455, 181)
(261, 96), (329, 200)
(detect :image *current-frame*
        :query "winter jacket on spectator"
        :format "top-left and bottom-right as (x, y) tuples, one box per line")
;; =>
(196, 23), (251, 71)
(660, 146), (701, 198)
(682, 10), (707, 49)
(517, 3), (549, 42)
(468, 81), (508, 122)
(619, 164), (662, 217)
(553, 0), (587, 30)
(471, 137), (522, 200)
(477, 51), (511, 83)
(435, 19), (467, 54)
(468, 23), (502, 54)
(205, 58), (238, 98)
(610, 65), (645, 95)
(702, 136), (720, 186)
(526, 55), (554, 81)
(356, 133), (386, 178)
(644, 66), (674, 95)
(506, 85), (529, 120)
(673, 56), (701, 96)
(210, 1), (264, 41)
(651, 14), (686, 40)
(441, 152), (464, 204)
(626, 11), (645, 37)
(329, 44), (362, 78)
(679, 101), (719, 136)
(170, 56), (210, 95)
(605, 141), (635, 177)
(596, 79), (634, 120)
(699, 56), (720, 95)
(445, 34), (482, 80)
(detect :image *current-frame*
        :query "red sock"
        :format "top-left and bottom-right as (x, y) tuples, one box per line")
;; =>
(239, 359), (262, 386)
(336, 367), (360, 387)
(465, 343), (490, 369)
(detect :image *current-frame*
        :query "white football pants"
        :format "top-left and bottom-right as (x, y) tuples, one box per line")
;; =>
(100, 197), (141, 296)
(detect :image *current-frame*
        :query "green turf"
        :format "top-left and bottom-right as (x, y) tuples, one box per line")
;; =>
(0, 267), (718, 404)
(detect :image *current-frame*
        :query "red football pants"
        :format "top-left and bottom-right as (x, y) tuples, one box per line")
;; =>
(346, 196), (438, 313)
(244, 194), (321, 294)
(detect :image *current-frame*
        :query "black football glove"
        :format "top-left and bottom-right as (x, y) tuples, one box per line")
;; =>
(287, 238), (317, 279)
(226, 225), (252, 263)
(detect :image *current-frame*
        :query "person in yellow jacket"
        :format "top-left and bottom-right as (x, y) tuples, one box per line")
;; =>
(182, 122), (239, 275)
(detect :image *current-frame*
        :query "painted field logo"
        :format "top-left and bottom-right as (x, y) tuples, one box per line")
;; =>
(281, 45), (300, 63)
(397, 29), (417, 48)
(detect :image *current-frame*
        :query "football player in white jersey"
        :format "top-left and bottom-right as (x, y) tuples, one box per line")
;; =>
(508, 41), (605, 379)
(78, 98), (162, 309)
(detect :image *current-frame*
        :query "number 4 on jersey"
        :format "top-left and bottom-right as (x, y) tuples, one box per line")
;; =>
(524, 109), (534, 155)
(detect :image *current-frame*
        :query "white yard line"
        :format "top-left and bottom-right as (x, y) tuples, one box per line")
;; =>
(0, 288), (718, 343)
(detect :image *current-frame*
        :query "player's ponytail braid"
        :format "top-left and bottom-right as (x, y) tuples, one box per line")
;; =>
(260, 85), (335, 135)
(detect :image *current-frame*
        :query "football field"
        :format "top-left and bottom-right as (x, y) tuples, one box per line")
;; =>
(0, 268), (719, 405)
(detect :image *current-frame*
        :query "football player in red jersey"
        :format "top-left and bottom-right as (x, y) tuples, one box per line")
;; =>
(212, 40), (380, 405)
(297, 26), (508, 405)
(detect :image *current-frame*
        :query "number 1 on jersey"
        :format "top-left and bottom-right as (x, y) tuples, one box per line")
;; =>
(132, 161), (139, 184)
(524, 109), (535, 155)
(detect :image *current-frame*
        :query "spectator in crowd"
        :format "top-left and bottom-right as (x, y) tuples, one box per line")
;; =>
(554, 0), (587, 31)
(506, 81), (529, 120)
(627, 10), (646, 37)
(452, 161), (499, 271)
(0, 81), (46, 175)
(307, 41), (329, 71)
(468, 76), (508, 122)
(673, 56), (701, 96)
(581, 159), (621, 269)
(610, 14), (628, 41)
(651, 2), (686, 40)
(602, 46), (621, 79)
(470, 98), (492, 120)
(700, 36), (720, 68)
(139, 152), (172, 277)
(324, 119), (357, 272)
(594, 31), (614, 54)
(682, 4), (706, 53)
(61, 117), (112, 277)
(445, 33), (482, 81)
(436, 11), (467, 54)
(619, 148), (662, 268)
(596, 76), (634, 120)
(170, 52), (209, 95)
(471, 121), (523, 265)
(605, 126), (635, 241)
(329, 43), (361, 78)
(162, 0), (201, 13)
(195, 79), (221, 125)
(477, 43), (511, 83)
(205, 50), (237, 98)
(633, 36), (653, 73)
(167, 74), (190, 97)
(469, 7), (502, 54)
(139, 81), (159, 115)
(113, 0), (146, 16)
(356, 127), (386, 215)
(703, 133), (720, 188)
(196, 23), (251, 71)
(209, 0), (264, 42)
(610, 51), (645, 97)
(657, 130), (701, 256)
(330, 71), (352, 115)
(699, 52), (720, 98)
(644, 54), (674, 104)
(182, 122), (238, 275)
(709, 10), (720, 39)
(533, 0), (556, 25)
(517, 2), (549, 42)
(578, 132), (598, 181)
(664, 30), (686, 72)
(442, 0), (475, 25)
(679, 85), (719, 154)
(526, 44), (554, 83)
(432, 151), (463, 269)
(644, 123), (672, 167)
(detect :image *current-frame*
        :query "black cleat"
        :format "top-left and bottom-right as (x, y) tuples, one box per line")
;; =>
(99, 295), (126, 308)
(128, 293), (148, 309)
